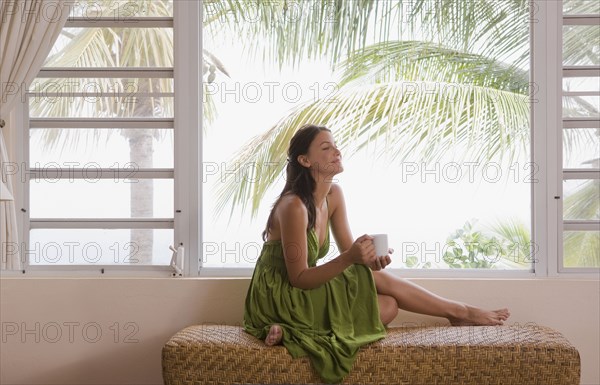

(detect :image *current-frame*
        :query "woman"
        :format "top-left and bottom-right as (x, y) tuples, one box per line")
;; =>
(243, 124), (510, 383)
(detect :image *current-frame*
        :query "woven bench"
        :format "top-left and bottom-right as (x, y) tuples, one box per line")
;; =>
(162, 324), (580, 385)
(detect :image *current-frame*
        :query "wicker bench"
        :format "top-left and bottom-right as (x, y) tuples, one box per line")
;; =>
(162, 324), (580, 385)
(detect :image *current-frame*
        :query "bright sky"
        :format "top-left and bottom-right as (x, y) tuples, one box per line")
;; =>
(28, 1), (598, 268)
(201, 35), (532, 269)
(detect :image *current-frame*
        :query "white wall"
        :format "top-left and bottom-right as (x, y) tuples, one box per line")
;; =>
(0, 277), (598, 385)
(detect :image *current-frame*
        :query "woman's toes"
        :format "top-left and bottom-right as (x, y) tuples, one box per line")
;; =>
(494, 308), (510, 321)
(265, 325), (282, 346)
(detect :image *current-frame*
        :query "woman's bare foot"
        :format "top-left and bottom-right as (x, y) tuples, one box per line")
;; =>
(265, 324), (283, 346)
(449, 305), (510, 326)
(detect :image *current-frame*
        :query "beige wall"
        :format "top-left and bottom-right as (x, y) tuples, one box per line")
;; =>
(0, 277), (598, 385)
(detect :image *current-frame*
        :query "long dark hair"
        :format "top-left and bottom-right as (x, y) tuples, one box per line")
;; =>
(262, 124), (331, 241)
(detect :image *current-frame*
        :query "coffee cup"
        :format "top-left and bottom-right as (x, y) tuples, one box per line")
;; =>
(371, 234), (388, 257)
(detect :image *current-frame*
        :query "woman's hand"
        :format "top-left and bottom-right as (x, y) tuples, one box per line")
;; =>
(368, 249), (393, 271)
(346, 234), (376, 265)
(345, 236), (393, 270)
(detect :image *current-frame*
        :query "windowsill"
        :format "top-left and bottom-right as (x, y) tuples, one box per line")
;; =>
(1, 267), (598, 280)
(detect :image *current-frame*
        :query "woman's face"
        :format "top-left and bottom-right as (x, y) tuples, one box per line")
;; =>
(300, 130), (343, 179)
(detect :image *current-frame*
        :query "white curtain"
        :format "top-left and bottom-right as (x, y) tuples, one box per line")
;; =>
(0, 1), (71, 270)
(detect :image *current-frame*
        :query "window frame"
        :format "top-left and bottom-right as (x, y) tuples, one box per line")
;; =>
(199, 0), (544, 279)
(4, 0), (197, 277)
(5, 0), (598, 279)
(556, 4), (600, 274)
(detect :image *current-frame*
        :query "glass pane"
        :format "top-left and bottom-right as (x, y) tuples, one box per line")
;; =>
(563, 77), (600, 92)
(69, 0), (173, 17)
(562, 95), (599, 118)
(563, 25), (600, 66)
(202, 0), (531, 270)
(30, 179), (174, 218)
(563, 128), (600, 168)
(29, 229), (173, 265)
(564, 231), (600, 268)
(29, 78), (174, 93)
(44, 28), (173, 67)
(29, 96), (173, 118)
(30, 129), (173, 168)
(563, 0), (600, 15)
(563, 179), (600, 220)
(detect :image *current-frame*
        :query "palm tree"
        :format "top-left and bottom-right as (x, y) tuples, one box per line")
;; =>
(36, 0), (597, 266)
(486, 218), (533, 268)
(34, 0), (233, 264)
(207, 0), (597, 267)
(211, 0), (532, 217)
(32, 0), (174, 263)
(563, 172), (600, 267)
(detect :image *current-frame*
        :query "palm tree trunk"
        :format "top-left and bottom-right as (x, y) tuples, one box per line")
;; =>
(125, 77), (159, 265)
(128, 131), (154, 264)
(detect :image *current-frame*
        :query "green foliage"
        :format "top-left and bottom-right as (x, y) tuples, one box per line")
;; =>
(562, 179), (600, 267)
(213, 0), (533, 218)
(487, 218), (532, 266)
(404, 255), (432, 269)
(443, 220), (499, 268)
(442, 219), (532, 269)
(32, 0), (176, 150)
(564, 230), (600, 268)
(564, 179), (600, 221)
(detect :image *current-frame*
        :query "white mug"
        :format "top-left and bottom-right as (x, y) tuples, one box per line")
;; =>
(371, 234), (388, 257)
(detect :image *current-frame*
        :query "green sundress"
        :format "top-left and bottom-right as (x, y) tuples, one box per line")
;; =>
(243, 221), (386, 384)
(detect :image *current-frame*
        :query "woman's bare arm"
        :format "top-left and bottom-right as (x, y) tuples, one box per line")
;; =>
(329, 184), (392, 271)
(328, 184), (354, 253)
(278, 195), (373, 290)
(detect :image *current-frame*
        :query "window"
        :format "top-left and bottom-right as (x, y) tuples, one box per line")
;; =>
(202, 0), (533, 272)
(14, 1), (597, 277)
(560, 0), (600, 270)
(25, 1), (175, 271)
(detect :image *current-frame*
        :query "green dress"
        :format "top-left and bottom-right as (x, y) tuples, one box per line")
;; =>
(243, 222), (386, 384)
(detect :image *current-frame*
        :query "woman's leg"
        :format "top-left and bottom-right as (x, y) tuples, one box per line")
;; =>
(378, 294), (399, 326)
(372, 271), (510, 325)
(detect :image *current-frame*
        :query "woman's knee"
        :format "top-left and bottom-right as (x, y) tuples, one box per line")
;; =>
(373, 270), (393, 293)
(378, 294), (399, 326)
(373, 270), (403, 296)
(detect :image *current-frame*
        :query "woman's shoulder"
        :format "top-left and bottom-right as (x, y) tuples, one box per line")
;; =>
(326, 184), (348, 218)
(265, 194), (308, 241)
(329, 183), (343, 197)
(328, 183), (345, 205)
(277, 194), (308, 218)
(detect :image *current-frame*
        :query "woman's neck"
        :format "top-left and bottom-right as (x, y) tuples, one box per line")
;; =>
(313, 179), (332, 208)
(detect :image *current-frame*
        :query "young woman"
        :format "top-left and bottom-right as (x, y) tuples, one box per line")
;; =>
(243, 124), (510, 383)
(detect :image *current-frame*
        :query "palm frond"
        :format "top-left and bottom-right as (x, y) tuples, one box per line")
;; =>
(563, 129), (599, 163)
(336, 40), (529, 92)
(485, 218), (531, 265)
(564, 179), (600, 220)
(32, 0), (179, 151)
(407, 0), (530, 69)
(563, 24), (600, 66)
(203, 0), (530, 71)
(203, 0), (381, 68)
(563, 0), (600, 14)
(215, 79), (530, 217)
(564, 230), (600, 267)
(562, 177), (600, 267)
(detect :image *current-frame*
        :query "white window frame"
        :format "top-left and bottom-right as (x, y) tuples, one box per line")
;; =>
(4, 0), (201, 277)
(6, 1), (598, 279)
(199, 0), (546, 279)
(555, 3), (600, 275)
